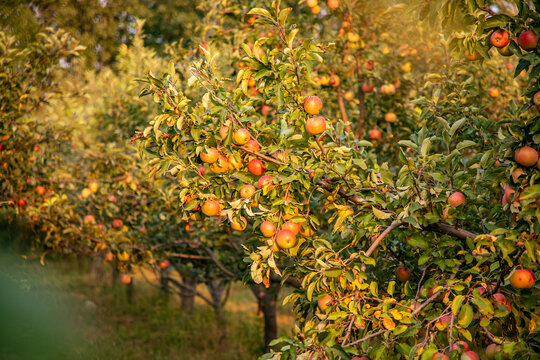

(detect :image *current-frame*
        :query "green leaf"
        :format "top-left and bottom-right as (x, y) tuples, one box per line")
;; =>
(248, 8), (273, 19)
(452, 295), (465, 315)
(458, 304), (473, 327)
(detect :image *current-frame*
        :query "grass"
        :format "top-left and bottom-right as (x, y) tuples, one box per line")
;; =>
(0, 252), (295, 360)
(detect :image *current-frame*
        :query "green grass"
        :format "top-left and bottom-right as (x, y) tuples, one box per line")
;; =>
(0, 253), (295, 360)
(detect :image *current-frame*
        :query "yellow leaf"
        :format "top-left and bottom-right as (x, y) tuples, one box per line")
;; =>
(382, 318), (396, 330)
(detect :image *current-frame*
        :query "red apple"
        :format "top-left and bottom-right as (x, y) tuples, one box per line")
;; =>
(461, 351), (479, 360)
(432, 353), (449, 360)
(361, 82), (374, 93)
(448, 192), (465, 207)
(303, 96), (323, 115)
(305, 116), (326, 135)
(518, 30), (538, 50)
(396, 267), (412, 282)
(490, 29), (509, 48)
(509, 269), (535, 289)
(248, 159), (266, 175)
(514, 146), (538, 167)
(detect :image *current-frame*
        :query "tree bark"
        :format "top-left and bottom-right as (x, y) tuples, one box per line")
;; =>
(111, 263), (119, 286)
(207, 279), (229, 346)
(250, 283), (281, 351)
(160, 272), (170, 298)
(180, 276), (196, 311)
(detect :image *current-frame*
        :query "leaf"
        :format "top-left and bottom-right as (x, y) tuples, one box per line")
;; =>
(372, 207), (392, 219)
(519, 184), (540, 201)
(452, 295), (465, 315)
(248, 8), (272, 19)
(456, 140), (476, 150)
(420, 138), (431, 157)
(457, 304), (474, 327)
(398, 140), (418, 150)
(449, 118), (467, 137)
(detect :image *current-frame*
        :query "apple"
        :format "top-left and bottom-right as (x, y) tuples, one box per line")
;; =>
(448, 192), (465, 207)
(261, 104), (272, 116)
(35, 186), (46, 195)
(532, 91), (540, 107)
(344, 91), (354, 101)
(231, 216), (247, 231)
(248, 159), (266, 175)
(247, 78), (256, 87)
(201, 200), (221, 216)
(318, 294), (333, 310)
(490, 29), (509, 48)
(515, 146), (538, 167)
(219, 125), (229, 140)
(311, 4), (321, 14)
(240, 184), (256, 198)
(33, 145), (41, 152)
(260, 221), (276, 237)
(485, 344), (500, 359)
(16, 198), (27, 207)
(432, 353), (449, 360)
(89, 181), (99, 193)
(305, 116), (326, 135)
(276, 229), (296, 249)
(81, 188), (92, 198)
(120, 274), (131, 285)
(108, 194), (117, 203)
(303, 96), (323, 115)
(244, 139), (260, 152)
(327, 0), (339, 10)
(233, 128), (250, 145)
(159, 260), (170, 270)
(227, 154), (242, 170)
(361, 82), (374, 93)
(306, 0), (318, 8)
(368, 128), (381, 140)
(257, 175), (274, 189)
(396, 267), (412, 282)
(518, 30), (538, 50)
(384, 112), (397, 123)
(329, 74), (340, 87)
(488, 87), (500, 98)
(210, 154), (229, 174)
(198, 165), (206, 175)
(282, 220), (300, 235)
(492, 292), (511, 312)
(104, 252), (114, 261)
(461, 351), (479, 360)
(365, 60), (374, 71)
(112, 219), (123, 229)
(502, 185), (515, 206)
(84, 214), (96, 224)
(200, 147), (219, 163)
(509, 269), (535, 289)
(452, 341), (469, 352)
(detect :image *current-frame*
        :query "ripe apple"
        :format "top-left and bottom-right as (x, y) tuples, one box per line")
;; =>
(311, 4), (321, 14)
(305, 116), (326, 135)
(247, 78), (256, 87)
(219, 125), (229, 140)
(248, 159), (266, 175)
(361, 82), (374, 93)
(452, 341), (469, 352)
(233, 128), (250, 145)
(81, 188), (92, 198)
(112, 219), (123, 229)
(108, 194), (117, 203)
(276, 229), (296, 249)
(33, 145), (41, 152)
(384, 112), (397, 123)
(198, 165), (206, 175)
(120, 274), (132, 285)
(257, 175), (274, 189)
(159, 260), (170, 270)
(396, 267), (412, 282)
(84, 214), (96, 224)
(502, 185), (515, 206)
(492, 292), (511, 312)
(201, 200), (221, 216)
(282, 220), (301, 235)
(244, 139), (260, 152)
(227, 154), (242, 170)
(490, 29), (509, 48)
(318, 294), (333, 310)
(365, 60), (374, 71)
(432, 353), (449, 360)
(461, 351), (479, 360)
(448, 192), (465, 207)
(210, 154), (229, 174)
(488, 88), (500, 98)
(89, 181), (99, 193)
(35, 185), (46, 195)
(465, 50), (482, 61)
(240, 184), (256, 198)
(532, 91), (540, 107)
(514, 146), (538, 167)
(485, 344), (500, 359)
(368, 128), (381, 140)
(260, 221), (276, 237)
(344, 91), (354, 101)
(231, 216), (247, 231)
(200, 147), (219, 163)
(17, 198), (27, 207)
(104, 252), (114, 261)
(509, 269), (535, 289)
(303, 96), (323, 115)
(329, 74), (340, 87)
(327, 0), (339, 10)
(261, 104), (272, 116)
(518, 30), (538, 50)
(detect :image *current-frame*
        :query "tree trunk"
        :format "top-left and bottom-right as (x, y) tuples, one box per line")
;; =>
(250, 283), (280, 351)
(177, 269), (197, 311)
(160, 272), (170, 298)
(126, 264), (134, 305)
(207, 279), (229, 345)
(111, 263), (119, 286)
